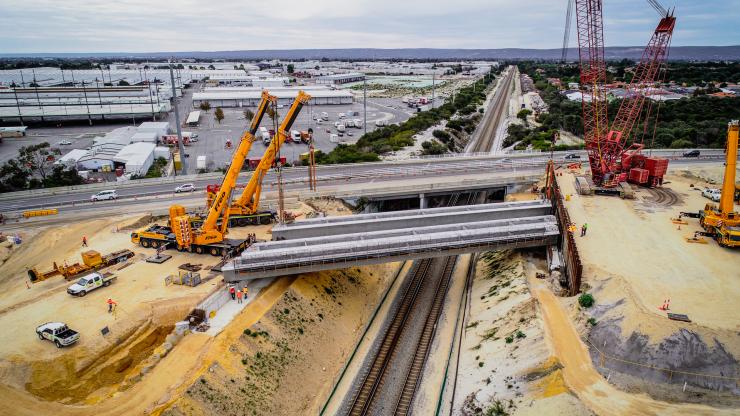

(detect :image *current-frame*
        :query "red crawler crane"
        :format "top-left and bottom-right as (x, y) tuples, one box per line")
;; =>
(571, 0), (675, 187)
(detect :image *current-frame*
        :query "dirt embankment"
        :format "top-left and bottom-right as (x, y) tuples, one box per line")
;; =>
(454, 250), (591, 416)
(162, 263), (400, 416)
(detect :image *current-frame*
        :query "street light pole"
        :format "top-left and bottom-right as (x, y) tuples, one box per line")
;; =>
(363, 76), (367, 137)
(170, 60), (186, 175)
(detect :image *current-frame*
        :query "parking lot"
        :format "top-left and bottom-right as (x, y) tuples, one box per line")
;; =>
(0, 87), (414, 175)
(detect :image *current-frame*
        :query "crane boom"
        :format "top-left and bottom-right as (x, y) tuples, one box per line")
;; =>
(606, 15), (676, 150)
(574, 0), (610, 185)
(199, 90), (275, 233)
(231, 90), (312, 215)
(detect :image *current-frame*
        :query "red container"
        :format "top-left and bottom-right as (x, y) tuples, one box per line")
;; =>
(645, 157), (668, 176)
(248, 158), (261, 169)
(629, 168), (649, 184)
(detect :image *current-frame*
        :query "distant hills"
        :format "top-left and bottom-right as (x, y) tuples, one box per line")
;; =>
(2, 46), (739, 61)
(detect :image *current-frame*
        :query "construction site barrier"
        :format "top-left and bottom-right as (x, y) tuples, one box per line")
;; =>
(547, 163), (583, 296)
(22, 208), (58, 218)
(587, 338), (740, 391)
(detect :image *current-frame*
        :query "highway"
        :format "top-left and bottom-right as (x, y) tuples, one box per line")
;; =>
(0, 149), (727, 213)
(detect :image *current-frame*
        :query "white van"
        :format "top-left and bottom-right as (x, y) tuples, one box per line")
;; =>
(338, 112), (346, 119)
(91, 190), (118, 201)
(329, 134), (339, 143)
(337, 124), (346, 133)
(290, 130), (302, 143)
(321, 112), (329, 121)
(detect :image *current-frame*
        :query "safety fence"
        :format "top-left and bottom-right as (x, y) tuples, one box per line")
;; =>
(587, 339), (740, 392)
(547, 163), (583, 296)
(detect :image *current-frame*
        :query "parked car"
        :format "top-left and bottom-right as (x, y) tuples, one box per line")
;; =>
(191, 133), (199, 138)
(564, 153), (581, 160)
(175, 183), (196, 193)
(67, 272), (117, 297)
(189, 137), (199, 143)
(36, 322), (79, 348)
(57, 139), (72, 146)
(683, 150), (700, 157)
(702, 188), (721, 202)
(91, 190), (118, 201)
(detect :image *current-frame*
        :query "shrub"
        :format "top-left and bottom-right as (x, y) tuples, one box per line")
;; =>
(587, 317), (598, 326)
(243, 329), (252, 336)
(515, 330), (526, 339)
(578, 293), (595, 308)
(505, 336), (514, 344)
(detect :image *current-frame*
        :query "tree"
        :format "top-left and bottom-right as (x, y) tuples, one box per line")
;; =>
(208, 64), (215, 70)
(421, 140), (447, 155)
(287, 64), (295, 74)
(19, 142), (54, 181)
(0, 159), (30, 192)
(314, 65), (320, 71)
(214, 107), (224, 124)
(243, 109), (255, 121)
(199, 101), (211, 112)
(517, 108), (532, 121)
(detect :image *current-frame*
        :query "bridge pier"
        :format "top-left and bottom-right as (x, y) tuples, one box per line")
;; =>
(420, 193), (428, 209)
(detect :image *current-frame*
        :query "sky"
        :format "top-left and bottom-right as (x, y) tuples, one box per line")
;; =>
(0, 0), (738, 53)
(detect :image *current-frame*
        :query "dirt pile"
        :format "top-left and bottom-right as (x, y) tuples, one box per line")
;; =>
(163, 263), (400, 416)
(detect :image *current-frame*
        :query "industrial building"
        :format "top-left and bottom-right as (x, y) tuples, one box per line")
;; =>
(0, 85), (172, 124)
(192, 88), (354, 107)
(57, 122), (171, 175)
(316, 72), (365, 85)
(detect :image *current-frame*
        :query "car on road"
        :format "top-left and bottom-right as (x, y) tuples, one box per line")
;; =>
(683, 150), (700, 157)
(91, 190), (118, 201)
(175, 183), (196, 193)
(702, 188), (721, 202)
(189, 137), (199, 143)
(56, 139), (72, 146)
(191, 133), (199, 138)
(347, 132), (354, 136)
(36, 322), (79, 348)
(564, 153), (581, 160)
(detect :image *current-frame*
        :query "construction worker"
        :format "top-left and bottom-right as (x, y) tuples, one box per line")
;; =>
(581, 223), (588, 236)
(229, 286), (236, 301)
(82, 236), (88, 247)
(236, 289), (243, 304)
(242, 286), (249, 300)
(107, 298), (117, 313)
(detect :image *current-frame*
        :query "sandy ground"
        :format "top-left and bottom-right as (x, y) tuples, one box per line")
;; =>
(558, 164), (740, 335)
(529, 270), (738, 415)
(448, 251), (591, 415)
(0, 196), (351, 414)
(162, 262), (402, 415)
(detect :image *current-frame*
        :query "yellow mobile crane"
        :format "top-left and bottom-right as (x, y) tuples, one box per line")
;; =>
(205, 90), (312, 226)
(682, 120), (740, 248)
(131, 91), (277, 256)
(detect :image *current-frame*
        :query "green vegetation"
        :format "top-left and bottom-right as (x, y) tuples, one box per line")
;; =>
(516, 61), (740, 149)
(505, 335), (514, 344)
(135, 157), (168, 179)
(316, 67), (501, 164)
(578, 293), (595, 308)
(485, 400), (510, 416)
(421, 140), (447, 155)
(214, 107), (225, 124)
(587, 317), (598, 326)
(515, 330), (526, 339)
(0, 142), (84, 192)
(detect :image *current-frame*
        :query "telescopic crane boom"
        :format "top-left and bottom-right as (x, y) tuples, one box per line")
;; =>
(233, 90), (311, 216)
(205, 91), (312, 226)
(130, 91), (277, 256)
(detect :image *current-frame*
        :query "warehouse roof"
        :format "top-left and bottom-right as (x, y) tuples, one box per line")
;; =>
(193, 89), (352, 100)
(114, 142), (156, 165)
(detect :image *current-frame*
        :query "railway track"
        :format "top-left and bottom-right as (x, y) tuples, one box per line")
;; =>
(469, 68), (516, 154)
(347, 256), (457, 416)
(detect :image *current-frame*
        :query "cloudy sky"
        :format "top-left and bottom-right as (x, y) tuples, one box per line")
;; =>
(1, 0), (738, 53)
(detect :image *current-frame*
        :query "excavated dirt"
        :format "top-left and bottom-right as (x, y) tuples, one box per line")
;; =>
(161, 263), (401, 416)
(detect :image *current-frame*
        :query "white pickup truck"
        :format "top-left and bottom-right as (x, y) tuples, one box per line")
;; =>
(36, 322), (80, 348)
(67, 272), (117, 297)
